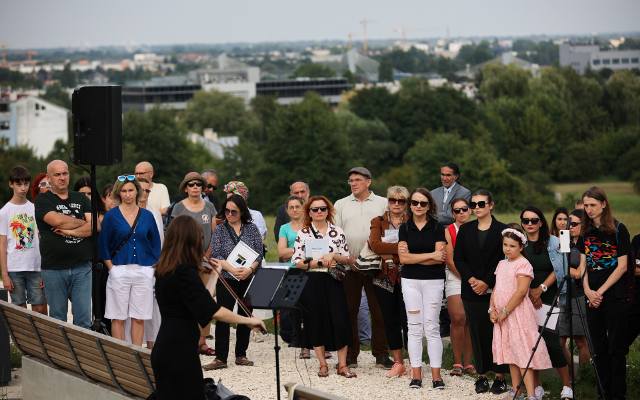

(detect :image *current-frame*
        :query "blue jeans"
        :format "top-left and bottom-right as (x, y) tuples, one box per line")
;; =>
(41, 262), (92, 329)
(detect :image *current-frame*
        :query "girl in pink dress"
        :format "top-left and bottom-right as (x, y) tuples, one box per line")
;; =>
(490, 228), (552, 400)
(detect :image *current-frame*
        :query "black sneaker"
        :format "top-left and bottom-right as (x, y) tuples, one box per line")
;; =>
(432, 380), (445, 390)
(409, 379), (422, 389)
(475, 376), (490, 393)
(375, 355), (394, 370)
(346, 357), (358, 369)
(490, 377), (508, 394)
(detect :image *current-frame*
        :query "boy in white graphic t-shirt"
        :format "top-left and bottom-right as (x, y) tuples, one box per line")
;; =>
(0, 166), (46, 314)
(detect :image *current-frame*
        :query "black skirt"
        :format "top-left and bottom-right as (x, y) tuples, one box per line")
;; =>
(300, 272), (351, 351)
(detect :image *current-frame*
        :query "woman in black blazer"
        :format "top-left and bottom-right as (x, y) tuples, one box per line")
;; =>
(453, 189), (509, 395)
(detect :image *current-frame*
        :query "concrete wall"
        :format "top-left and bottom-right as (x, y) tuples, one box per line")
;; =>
(22, 356), (138, 400)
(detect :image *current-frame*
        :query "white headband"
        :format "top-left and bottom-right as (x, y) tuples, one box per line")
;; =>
(502, 228), (528, 246)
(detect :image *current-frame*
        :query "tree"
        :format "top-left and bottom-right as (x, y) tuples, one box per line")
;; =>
(290, 63), (336, 79)
(42, 83), (71, 109)
(58, 63), (77, 88)
(603, 70), (640, 128)
(477, 63), (531, 100)
(378, 58), (393, 82)
(456, 41), (495, 66)
(182, 90), (259, 137)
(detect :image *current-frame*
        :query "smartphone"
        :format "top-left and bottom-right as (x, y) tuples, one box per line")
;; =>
(559, 230), (571, 253)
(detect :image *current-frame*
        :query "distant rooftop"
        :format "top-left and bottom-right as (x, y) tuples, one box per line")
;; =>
(125, 75), (198, 88)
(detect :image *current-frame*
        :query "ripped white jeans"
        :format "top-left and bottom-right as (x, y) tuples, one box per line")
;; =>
(401, 278), (445, 368)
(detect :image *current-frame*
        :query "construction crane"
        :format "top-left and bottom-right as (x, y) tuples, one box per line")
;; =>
(0, 42), (7, 67)
(360, 18), (374, 54)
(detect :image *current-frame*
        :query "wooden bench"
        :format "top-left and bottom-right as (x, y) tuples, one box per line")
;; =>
(284, 382), (348, 400)
(0, 300), (155, 399)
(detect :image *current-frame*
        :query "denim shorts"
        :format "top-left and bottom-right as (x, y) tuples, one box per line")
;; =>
(8, 271), (46, 305)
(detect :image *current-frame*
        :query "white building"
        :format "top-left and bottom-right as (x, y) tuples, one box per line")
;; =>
(559, 43), (640, 74)
(189, 54), (260, 105)
(0, 97), (68, 157)
(187, 128), (238, 159)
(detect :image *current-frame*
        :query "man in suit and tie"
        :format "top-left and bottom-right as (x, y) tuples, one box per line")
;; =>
(431, 162), (471, 226)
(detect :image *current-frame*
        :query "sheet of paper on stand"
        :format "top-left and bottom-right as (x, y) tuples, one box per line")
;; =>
(535, 304), (560, 330)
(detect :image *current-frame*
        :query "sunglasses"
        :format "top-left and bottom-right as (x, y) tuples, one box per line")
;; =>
(38, 181), (51, 188)
(143, 189), (151, 194)
(410, 200), (429, 207)
(207, 184), (215, 189)
(521, 217), (541, 225)
(469, 201), (488, 209)
(224, 208), (239, 216)
(187, 181), (203, 188)
(569, 221), (581, 228)
(310, 206), (328, 213)
(388, 198), (407, 205)
(453, 207), (469, 214)
(117, 175), (135, 182)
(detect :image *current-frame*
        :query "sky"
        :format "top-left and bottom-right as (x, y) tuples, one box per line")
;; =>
(2, 0), (639, 49)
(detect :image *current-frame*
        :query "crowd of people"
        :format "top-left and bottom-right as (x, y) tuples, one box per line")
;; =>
(1, 160), (639, 400)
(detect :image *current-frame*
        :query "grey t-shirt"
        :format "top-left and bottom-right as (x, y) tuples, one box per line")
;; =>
(171, 201), (216, 250)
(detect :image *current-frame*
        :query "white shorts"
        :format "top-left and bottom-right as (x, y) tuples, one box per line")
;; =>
(445, 268), (462, 298)
(105, 264), (155, 320)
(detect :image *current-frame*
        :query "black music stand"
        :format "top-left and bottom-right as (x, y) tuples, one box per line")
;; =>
(244, 267), (308, 400)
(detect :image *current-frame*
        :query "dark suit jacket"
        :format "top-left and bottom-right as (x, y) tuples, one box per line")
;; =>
(453, 216), (506, 302)
(273, 204), (290, 241)
(431, 183), (471, 225)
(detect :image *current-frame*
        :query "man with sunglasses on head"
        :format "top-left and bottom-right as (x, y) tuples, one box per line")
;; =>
(334, 167), (393, 369)
(134, 161), (170, 216)
(431, 162), (471, 226)
(35, 160), (93, 328)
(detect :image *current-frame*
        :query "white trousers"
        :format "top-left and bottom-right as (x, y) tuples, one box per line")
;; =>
(401, 278), (445, 368)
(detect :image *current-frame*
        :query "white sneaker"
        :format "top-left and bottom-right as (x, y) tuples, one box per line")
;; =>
(534, 385), (544, 400)
(560, 386), (573, 400)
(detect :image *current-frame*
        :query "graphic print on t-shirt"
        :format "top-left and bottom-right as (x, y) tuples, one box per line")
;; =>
(9, 213), (36, 250)
(55, 201), (85, 244)
(584, 235), (618, 271)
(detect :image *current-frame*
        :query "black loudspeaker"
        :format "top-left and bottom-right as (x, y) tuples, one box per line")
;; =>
(72, 85), (122, 165)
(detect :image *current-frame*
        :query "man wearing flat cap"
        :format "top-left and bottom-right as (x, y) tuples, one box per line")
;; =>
(334, 167), (392, 369)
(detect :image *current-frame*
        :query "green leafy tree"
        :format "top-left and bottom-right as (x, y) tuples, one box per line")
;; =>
(477, 63), (531, 100)
(42, 83), (71, 109)
(378, 58), (394, 82)
(604, 70), (640, 127)
(456, 41), (495, 66)
(290, 63), (336, 78)
(182, 90), (259, 137)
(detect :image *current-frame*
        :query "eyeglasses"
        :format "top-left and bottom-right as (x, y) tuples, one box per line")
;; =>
(469, 201), (487, 209)
(521, 218), (541, 225)
(410, 200), (429, 208)
(207, 184), (215, 189)
(38, 181), (51, 188)
(569, 221), (581, 228)
(453, 207), (469, 214)
(310, 206), (328, 213)
(388, 198), (407, 205)
(347, 178), (366, 184)
(117, 175), (135, 182)
(187, 181), (203, 188)
(224, 208), (239, 216)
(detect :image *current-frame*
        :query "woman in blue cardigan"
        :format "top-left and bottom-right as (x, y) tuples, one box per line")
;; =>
(99, 175), (161, 345)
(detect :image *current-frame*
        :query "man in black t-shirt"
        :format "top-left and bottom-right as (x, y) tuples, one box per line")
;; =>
(35, 160), (93, 328)
(630, 234), (640, 348)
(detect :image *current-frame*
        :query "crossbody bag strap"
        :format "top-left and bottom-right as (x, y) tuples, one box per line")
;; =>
(223, 221), (242, 245)
(110, 208), (142, 259)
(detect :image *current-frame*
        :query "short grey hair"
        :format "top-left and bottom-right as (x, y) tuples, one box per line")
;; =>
(289, 181), (309, 192)
(386, 185), (410, 199)
(201, 169), (218, 178)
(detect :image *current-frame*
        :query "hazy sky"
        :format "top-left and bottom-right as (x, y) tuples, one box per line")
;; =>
(2, 0), (639, 49)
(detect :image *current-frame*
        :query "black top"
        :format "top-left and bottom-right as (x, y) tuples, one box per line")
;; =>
(631, 234), (640, 308)
(454, 216), (507, 302)
(577, 222), (630, 290)
(568, 244), (584, 296)
(399, 218), (446, 280)
(151, 264), (220, 400)
(35, 191), (93, 269)
(525, 241), (558, 304)
(273, 204), (290, 241)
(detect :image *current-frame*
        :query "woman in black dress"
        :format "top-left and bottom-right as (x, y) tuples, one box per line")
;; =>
(151, 215), (265, 400)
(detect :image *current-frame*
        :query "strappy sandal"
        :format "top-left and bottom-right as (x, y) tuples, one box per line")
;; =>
(450, 363), (463, 376)
(199, 345), (215, 356)
(336, 364), (357, 378)
(299, 348), (311, 359)
(318, 364), (329, 378)
(463, 364), (477, 375)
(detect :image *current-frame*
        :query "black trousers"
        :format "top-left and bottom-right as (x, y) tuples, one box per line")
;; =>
(540, 328), (568, 368)
(463, 298), (508, 375)
(214, 277), (252, 362)
(587, 293), (630, 400)
(374, 283), (408, 351)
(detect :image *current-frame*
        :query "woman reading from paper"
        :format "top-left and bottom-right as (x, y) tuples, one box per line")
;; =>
(202, 194), (263, 371)
(292, 195), (356, 379)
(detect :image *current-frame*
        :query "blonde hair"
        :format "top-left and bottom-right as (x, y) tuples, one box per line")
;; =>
(386, 185), (410, 199)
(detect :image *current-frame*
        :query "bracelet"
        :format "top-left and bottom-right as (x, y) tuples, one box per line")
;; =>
(501, 307), (509, 316)
(487, 307), (493, 314)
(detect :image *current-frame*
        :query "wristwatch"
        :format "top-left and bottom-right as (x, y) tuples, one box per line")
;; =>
(540, 283), (548, 293)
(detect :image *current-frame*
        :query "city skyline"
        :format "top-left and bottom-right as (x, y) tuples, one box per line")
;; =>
(2, 0), (640, 49)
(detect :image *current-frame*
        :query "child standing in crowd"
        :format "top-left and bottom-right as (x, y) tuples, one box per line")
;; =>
(0, 166), (47, 314)
(491, 228), (551, 400)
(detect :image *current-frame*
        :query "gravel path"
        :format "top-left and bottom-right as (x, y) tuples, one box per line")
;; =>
(201, 330), (501, 400)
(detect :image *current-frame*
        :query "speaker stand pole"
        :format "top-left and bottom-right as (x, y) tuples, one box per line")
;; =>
(273, 309), (282, 400)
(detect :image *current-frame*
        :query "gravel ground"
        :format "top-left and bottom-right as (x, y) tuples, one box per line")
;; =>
(201, 330), (502, 400)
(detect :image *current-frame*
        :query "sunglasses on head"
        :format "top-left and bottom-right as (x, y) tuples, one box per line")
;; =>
(469, 201), (487, 209)
(521, 217), (541, 225)
(38, 181), (50, 188)
(388, 198), (407, 205)
(410, 200), (429, 207)
(187, 181), (203, 188)
(453, 207), (469, 214)
(569, 221), (580, 228)
(310, 206), (328, 213)
(224, 208), (239, 216)
(117, 175), (135, 182)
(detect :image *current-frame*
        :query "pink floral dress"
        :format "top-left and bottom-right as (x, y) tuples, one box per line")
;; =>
(492, 257), (552, 369)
